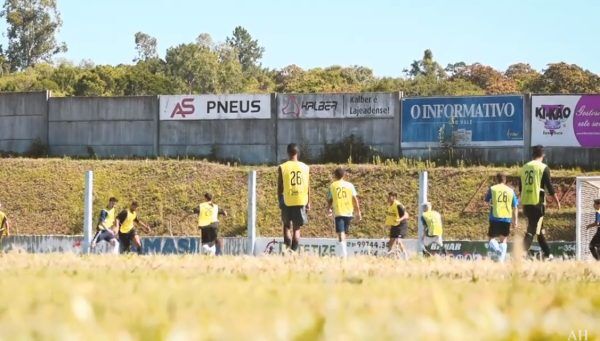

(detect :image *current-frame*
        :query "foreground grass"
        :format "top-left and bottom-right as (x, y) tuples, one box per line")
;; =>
(0, 254), (599, 340)
(0, 158), (595, 239)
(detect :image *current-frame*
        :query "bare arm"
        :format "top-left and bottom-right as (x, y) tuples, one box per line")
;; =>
(2, 218), (9, 236)
(353, 196), (362, 221)
(277, 166), (283, 197)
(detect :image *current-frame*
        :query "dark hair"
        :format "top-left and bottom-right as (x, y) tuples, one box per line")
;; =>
(496, 172), (507, 183)
(287, 143), (299, 157)
(388, 192), (397, 198)
(594, 199), (600, 205)
(131, 201), (139, 207)
(204, 192), (213, 201)
(333, 167), (345, 179)
(532, 145), (544, 158)
(109, 197), (118, 202)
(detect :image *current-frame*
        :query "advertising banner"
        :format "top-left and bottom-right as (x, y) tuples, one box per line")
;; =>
(401, 95), (524, 147)
(277, 93), (395, 119)
(159, 94), (271, 120)
(531, 95), (600, 147)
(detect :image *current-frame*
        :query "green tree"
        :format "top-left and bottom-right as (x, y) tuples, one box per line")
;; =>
(404, 49), (446, 80)
(226, 26), (265, 72)
(165, 43), (219, 93)
(450, 63), (518, 94)
(532, 62), (600, 93)
(505, 63), (540, 92)
(1, 0), (67, 70)
(134, 32), (158, 62)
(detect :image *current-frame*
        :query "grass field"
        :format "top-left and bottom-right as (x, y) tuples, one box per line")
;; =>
(0, 254), (598, 340)
(0, 158), (594, 240)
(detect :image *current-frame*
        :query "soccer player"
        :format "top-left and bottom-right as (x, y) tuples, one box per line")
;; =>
(485, 173), (518, 262)
(520, 145), (561, 260)
(420, 202), (447, 256)
(116, 201), (150, 255)
(91, 197), (119, 254)
(0, 202), (10, 241)
(277, 143), (310, 253)
(194, 193), (228, 256)
(385, 192), (409, 259)
(326, 167), (362, 258)
(586, 199), (600, 260)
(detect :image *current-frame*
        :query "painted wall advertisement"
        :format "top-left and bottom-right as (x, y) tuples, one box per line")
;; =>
(531, 95), (600, 147)
(159, 94), (271, 120)
(401, 96), (524, 147)
(278, 93), (396, 119)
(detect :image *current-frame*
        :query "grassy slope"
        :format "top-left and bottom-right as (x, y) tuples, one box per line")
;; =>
(0, 158), (594, 240)
(0, 255), (599, 339)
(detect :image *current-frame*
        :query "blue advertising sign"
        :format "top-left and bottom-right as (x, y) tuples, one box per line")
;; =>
(401, 95), (524, 147)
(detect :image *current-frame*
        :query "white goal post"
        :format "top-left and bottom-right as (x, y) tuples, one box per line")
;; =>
(576, 176), (600, 261)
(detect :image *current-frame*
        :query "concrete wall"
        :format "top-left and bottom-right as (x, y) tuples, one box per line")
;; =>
(0, 91), (48, 154)
(48, 96), (158, 157)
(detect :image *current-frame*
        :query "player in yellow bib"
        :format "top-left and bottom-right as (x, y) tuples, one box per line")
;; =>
(278, 143), (310, 253)
(420, 202), (446, 256)
(519, 145), (560, 260)
(326, 168), (362, 258)
(0, 201), (11, 242)
(116, 201), (150, 254)
(193, 193), (227, 255)
(385, 192), (409, 259)
(91, 197), (120, 254)
(485, 173), (518, 262)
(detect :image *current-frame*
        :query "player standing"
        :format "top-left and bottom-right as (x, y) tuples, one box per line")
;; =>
(194, 193), (227, 255)
(91, 197), (119, 254)
(420, 202), (447, 256)
(586, 199), (600, 260)
(385, 192), (409, 259)
(116, 201), (150, 254)
(0, 202), (10, 241)
(520, 145), (561, 260)
(327, 168), (362, 258)
(485, 173), (518, 262)
(277, 143), (310, 253)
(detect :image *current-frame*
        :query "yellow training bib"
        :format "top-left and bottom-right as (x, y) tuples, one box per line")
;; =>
(385, 200), (403, 226)
(281, 161), (309, 206)
(198, 203), (219, 227)
(330, 180), (354, 217)
(99, 207), (116, 230)
(521, 160), (547, 205)
(422, 210), (443, 236)
(490, 184), (514, 219)
(119, 210), (137, 234)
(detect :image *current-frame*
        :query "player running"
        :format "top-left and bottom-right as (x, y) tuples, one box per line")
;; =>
(278, 143), (310, 253)
(586, 199), (600, 260)
(91, 197), (119, 254)
(0, 202), (10, 242)
(420, 202), (447, 256)
(326, 167), (362, 258)
(485, 173), (518, 262)
(116, 201), (150, 254)
(385, 192), (409, 259)
(520, 145), (561, 260)
(194, 193), (228, 256)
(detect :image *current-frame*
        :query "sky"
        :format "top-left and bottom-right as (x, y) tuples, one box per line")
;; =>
(17, 0), (600, 76)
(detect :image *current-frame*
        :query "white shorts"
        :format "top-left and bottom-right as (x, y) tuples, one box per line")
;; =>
(423, 235), (443, 247)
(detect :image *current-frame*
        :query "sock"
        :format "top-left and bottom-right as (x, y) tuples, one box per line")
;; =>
(215, 244), (222, 256)
(112, 241), (120, 255)
(291, 239), (299, 251)
(209, 245), (216, 256)
(202, 244), (211, 254)
(499, 242), (507, 262)
(284, 234), (292, 249)
(538, 233), (551, 258)
(523, 233), (534, 253)
(340, 241), (347, 258)
(488, 239), (500, 260)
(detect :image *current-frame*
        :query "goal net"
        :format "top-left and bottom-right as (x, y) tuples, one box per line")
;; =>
(576, 176), (600, 260)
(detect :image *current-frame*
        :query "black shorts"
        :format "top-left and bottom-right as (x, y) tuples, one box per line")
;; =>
(389, 224), (408, 239)
(524, 205), (545, 235)
(200, 223), (218, 244)
(281, 205), (308, 229)
(488, 221), (510, 237)
(334, 216), (352, 234)
(118, 229), (137, 253)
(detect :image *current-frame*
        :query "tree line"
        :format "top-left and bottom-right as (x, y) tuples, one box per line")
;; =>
(0, 0), (599, 97)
